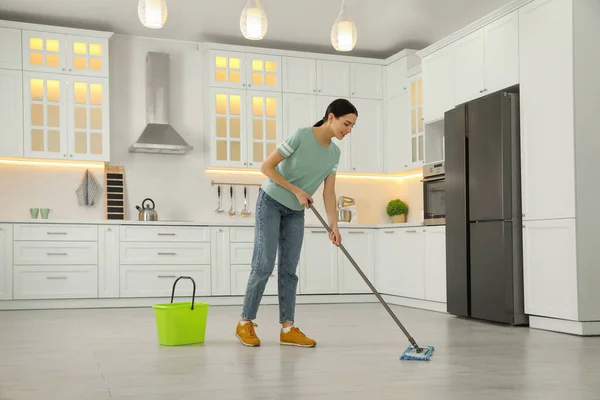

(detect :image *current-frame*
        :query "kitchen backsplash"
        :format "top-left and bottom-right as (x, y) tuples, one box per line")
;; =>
(0, 35), (423, 225)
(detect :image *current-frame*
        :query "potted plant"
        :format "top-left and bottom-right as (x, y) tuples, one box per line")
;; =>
(386, 199), (408, 223)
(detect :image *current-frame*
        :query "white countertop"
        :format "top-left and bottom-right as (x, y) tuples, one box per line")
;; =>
(0, 218), (426, 229)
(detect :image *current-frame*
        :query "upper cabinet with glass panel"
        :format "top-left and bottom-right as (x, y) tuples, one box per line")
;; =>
(22, 30), (109, 77)
(208, 50), (281, 92)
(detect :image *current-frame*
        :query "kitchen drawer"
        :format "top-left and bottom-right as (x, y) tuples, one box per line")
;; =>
(119, 265), (211, 297)
(120, 226), (209, 242)
(120, 242), (210, 265)
(229, 227), (255, 242)
(230, 242), (278, 265)
(13, 265), (98, 299)
(14, 224), (97, 241)
(13, 241), (98, 265)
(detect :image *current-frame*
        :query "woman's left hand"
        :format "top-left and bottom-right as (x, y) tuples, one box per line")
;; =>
(329, 227), (342, 246)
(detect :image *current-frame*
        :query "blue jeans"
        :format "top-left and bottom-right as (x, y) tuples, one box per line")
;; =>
(241, 189), (305, 323)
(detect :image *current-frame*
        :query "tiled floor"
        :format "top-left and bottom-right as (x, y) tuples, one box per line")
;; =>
(0, 302), (599, 399)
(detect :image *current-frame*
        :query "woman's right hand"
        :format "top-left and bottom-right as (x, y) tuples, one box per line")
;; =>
(294, 188), (313, 208)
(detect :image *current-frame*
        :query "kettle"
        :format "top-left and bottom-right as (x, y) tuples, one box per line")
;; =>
(136, 198), (158, 221)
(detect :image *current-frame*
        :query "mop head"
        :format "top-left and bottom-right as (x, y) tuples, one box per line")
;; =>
(400, 344), (435, 361)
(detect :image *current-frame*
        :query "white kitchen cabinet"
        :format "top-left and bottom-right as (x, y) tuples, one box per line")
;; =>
(384, 91), (411, 172)
(383, 57), (415, 173)
(522, 219), (578, 320)
(337, 228), (374, 294)
(22, 71), (110, 161)
(282, 57), (317, 95)
(299, 228), (338, 294)
(120, 225), (210, 242)
(408, 72), (424, 167)
(282, 93), (319, 140)
(0, 27), (22, 70)
(211, 226), (231, 296)
(350, 63), (383, 99)
(317, 60), (351, 97)
(98, 226), (119, 298)
(22, 72), (68, 160)
(14, 241), (98, 265)
(282, 57), (350, 97)
(66, 75), (110, 161)
(209, 87), (282, 168)
(119, 225), (212, 298)
(374, 229), (402, 295)
(394, 228), (426, 299)
(13, 266), (98, 300)
(208, 50), (281, 91)
(0, 224), (13, 300)
(519, 0), (575, 221)
(423, 226), (446, 302)
(12, 223), (99, 300)
(453, 29), (485, 105)
(422, 44), (454, 123)
(384, 59), (409, 100)
(22, 30), (109, 77)
(453, 11), (519, 105)
(246, 90), (283, 169)
(0, 68), (23, 158)
(119, 266), (211, 298)
(483, 11), (519, 94)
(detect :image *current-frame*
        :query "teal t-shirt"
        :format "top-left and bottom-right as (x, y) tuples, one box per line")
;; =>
(261, 127), (340, 211)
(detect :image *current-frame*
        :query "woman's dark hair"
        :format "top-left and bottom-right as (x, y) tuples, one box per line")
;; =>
(313, 98), (358, 127)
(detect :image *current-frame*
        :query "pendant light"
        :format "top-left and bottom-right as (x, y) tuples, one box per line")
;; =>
(138, 0), (168, 29)
(331, 0), (357, 52)
(240, 0), (268, 40)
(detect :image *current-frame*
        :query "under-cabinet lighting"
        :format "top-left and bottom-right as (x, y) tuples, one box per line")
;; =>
(0, 158), (105, 169)
(205, 168), (421, 181)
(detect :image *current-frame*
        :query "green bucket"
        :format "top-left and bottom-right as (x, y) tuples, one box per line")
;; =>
(153, 276), (209, 346)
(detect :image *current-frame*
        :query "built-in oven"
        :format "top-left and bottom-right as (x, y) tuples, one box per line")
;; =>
(422, 161), (446, 226)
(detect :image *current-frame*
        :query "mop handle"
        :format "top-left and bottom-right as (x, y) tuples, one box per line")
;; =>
(308, 202), (421, 351)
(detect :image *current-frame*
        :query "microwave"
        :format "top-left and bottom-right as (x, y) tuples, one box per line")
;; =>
(422, 161), (446, 226)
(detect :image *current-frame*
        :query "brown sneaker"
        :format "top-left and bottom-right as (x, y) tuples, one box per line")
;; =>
(236, 321), (260, 347)
(280, 326), (316, 347)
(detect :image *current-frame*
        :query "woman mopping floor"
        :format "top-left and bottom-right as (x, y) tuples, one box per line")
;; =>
(235, 98), (358, 348)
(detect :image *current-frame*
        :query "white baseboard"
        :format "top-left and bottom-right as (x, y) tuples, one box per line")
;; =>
(382, 294), (447, 313)
(529, 316), (600, 336)
(0, 293), (379, 311)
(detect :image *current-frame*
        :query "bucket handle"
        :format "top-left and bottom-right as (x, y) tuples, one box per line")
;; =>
(170, 276), (196, 310)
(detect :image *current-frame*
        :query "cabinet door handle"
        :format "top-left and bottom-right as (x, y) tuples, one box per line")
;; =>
(384, 231), (395, 234)
(46, 276), (67, 280)
(157, 252), (176, 256)
(47, 232), (67, 235)
(348, 231), (364, 234)
(311, 230), (327, 233)
(405, 230), (417, 233)
(158, 275), (176, 278)
(157, 233), (176, 236)
(47, 252), (68, 256)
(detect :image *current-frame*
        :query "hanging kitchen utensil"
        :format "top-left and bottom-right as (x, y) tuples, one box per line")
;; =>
(229, 186), (236, 216)
(241, 186), (251, 217)
(215, 185), (223, 213)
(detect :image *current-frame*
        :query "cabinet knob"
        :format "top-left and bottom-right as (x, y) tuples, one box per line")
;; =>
(107, 228), (112, 232)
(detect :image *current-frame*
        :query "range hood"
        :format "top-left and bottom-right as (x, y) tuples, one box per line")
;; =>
(129, 52), (193, 155)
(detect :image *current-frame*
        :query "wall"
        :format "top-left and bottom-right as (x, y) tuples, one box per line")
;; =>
(0, 34), (423, 225)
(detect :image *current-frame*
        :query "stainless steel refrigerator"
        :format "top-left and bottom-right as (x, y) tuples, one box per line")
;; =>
(444, 89), (528, 326)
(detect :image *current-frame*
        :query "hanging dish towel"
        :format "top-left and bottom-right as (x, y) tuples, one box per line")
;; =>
(76, 169), (100, 207)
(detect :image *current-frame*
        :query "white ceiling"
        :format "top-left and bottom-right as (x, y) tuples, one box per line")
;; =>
(0, 0), (513, 58)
